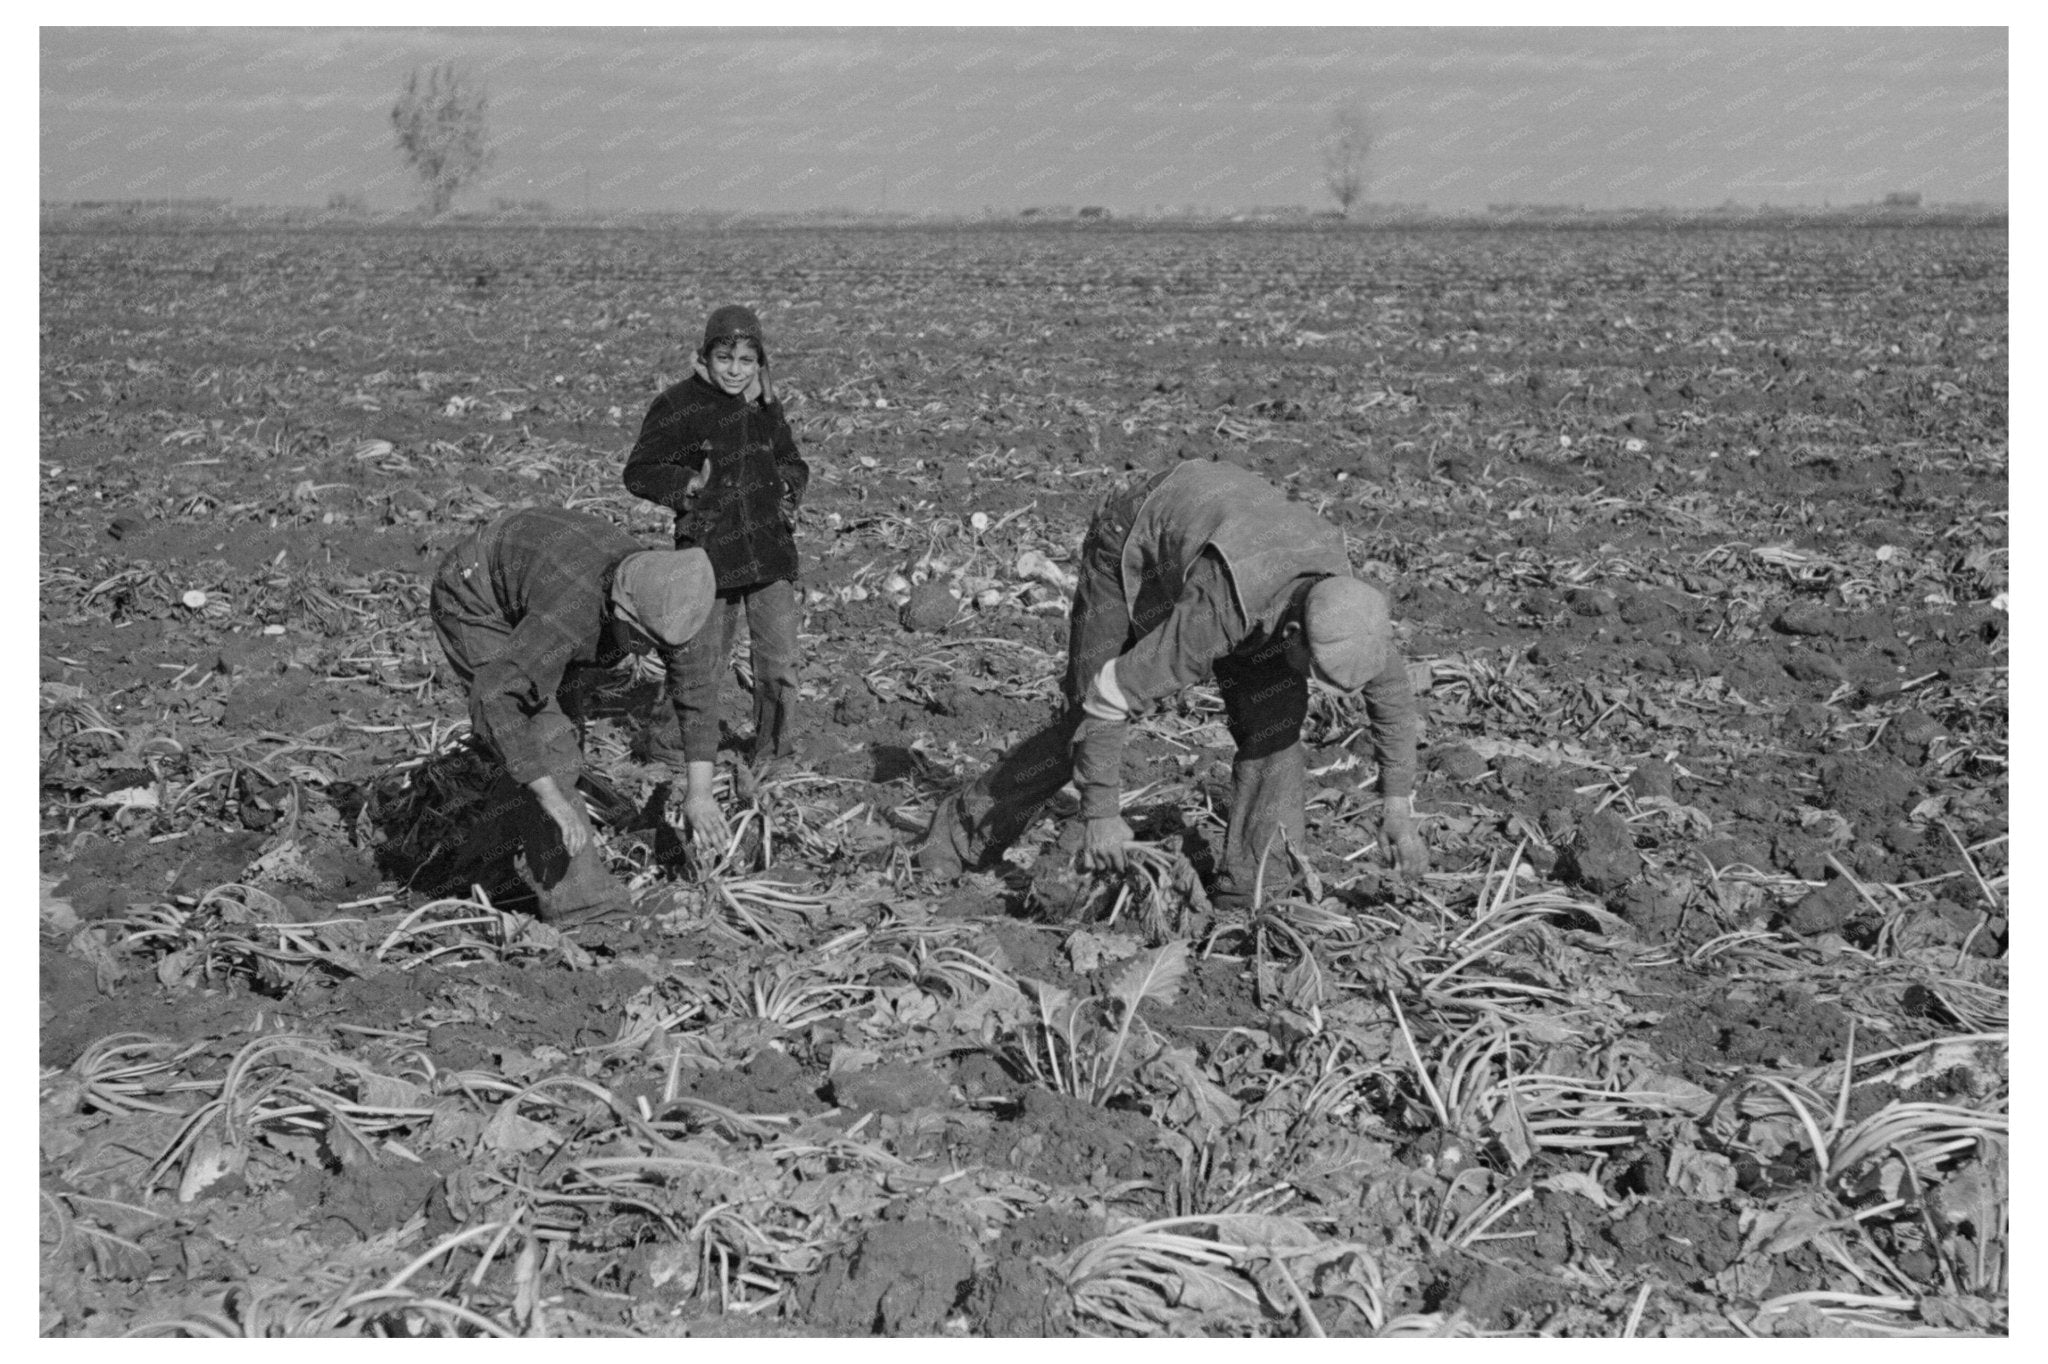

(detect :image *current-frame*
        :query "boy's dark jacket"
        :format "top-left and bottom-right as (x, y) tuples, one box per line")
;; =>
(624, 372), (809, 590)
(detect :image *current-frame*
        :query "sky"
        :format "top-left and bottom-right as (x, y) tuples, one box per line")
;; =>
(38, 23), (2008, 215)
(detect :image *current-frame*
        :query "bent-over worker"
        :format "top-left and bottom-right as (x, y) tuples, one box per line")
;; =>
(917, 459), (1426, 910)
(429, 506), (715, 923)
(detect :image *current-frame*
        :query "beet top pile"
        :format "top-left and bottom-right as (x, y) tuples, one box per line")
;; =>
(39, 214), (2006, 1338)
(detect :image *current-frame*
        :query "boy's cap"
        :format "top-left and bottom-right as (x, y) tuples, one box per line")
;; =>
(701, 304), (767, 360)
(611, 547), (715, 647)
(1305, 577), (1393, 691)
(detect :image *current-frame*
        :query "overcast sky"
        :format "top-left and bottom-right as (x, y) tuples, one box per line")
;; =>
(39, 25), (2007, 214)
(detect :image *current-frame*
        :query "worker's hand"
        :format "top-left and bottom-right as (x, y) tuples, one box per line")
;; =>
(529, 776), (594, 857)
(1078, 815), (1136, 873)
(681, 761), (729, 858)
(681, 792), (729, 858)
(1380, 796), (1430, 879)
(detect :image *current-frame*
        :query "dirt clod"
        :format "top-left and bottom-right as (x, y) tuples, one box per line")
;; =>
(1627, 758), (1678, 800)
(1558, 810), (1642, 895)
(803, 1218), (975, 1335)
(1619, 878), (1686, 942)
(830, 1062), (954, 1116)
(969, 1209), (1101, 1336)
(900, 580), (958, 633)
(1780, 877), (1863, 936)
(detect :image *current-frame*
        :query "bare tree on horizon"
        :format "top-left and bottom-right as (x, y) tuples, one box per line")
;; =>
(391, 62), (493, 216)
(1320, 104), (1373, 218)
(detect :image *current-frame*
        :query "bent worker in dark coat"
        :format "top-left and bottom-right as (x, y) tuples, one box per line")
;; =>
(429, 507), (715, 923)
(918, 460), (1426, 910)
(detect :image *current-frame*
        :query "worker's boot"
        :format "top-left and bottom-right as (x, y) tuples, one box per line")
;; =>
(513, 794), (637, 926)
(516, 714), (637, 926)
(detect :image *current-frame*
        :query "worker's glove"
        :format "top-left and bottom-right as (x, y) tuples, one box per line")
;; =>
(1380, 795), (1430, 879)
(1078, 815), (1136, 873)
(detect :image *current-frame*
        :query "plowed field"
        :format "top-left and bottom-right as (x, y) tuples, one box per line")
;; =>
(39, 217), (2007, 1337)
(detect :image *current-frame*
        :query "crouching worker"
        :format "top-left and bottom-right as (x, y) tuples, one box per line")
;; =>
(918, 459), (1427, 911)
(429, 507), (715, 924)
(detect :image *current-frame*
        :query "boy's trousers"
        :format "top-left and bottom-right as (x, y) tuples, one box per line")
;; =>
(657, 577), (801, 764)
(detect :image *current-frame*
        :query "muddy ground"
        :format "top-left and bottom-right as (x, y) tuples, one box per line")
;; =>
(39, 215), (2006, 1337)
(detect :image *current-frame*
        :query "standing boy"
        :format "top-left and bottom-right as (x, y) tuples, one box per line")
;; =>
(625, 305), (809, 852)
(430, 506), (715, 923)
(918, 459), (1427, 909)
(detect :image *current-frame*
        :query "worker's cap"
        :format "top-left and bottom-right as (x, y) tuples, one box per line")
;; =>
(611, 547), (715, 648)
(1305, 577), (1394, 691)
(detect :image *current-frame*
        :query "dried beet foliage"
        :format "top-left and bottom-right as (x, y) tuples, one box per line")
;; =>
(40, 216), (2007, 1338)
